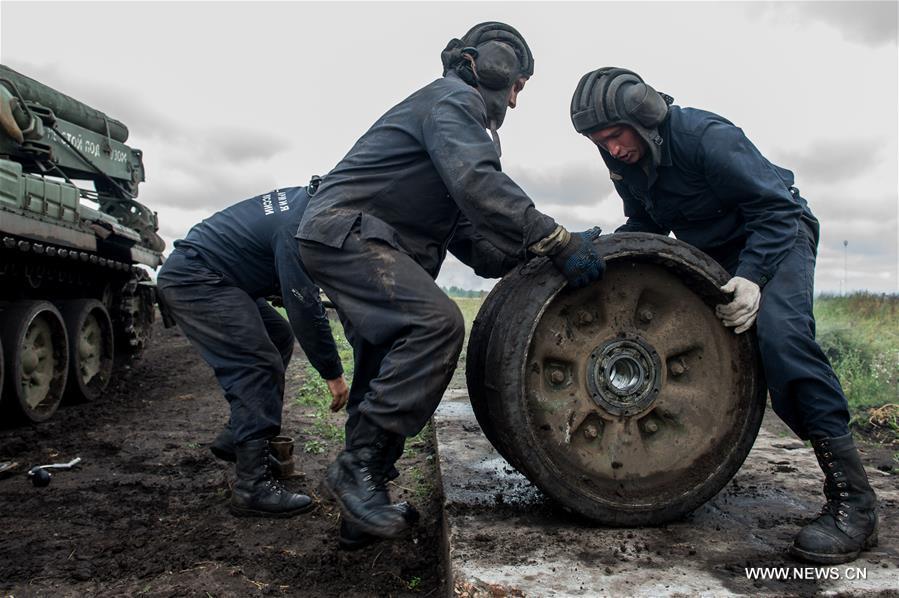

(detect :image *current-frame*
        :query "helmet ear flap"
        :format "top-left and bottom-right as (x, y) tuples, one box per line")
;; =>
(623, 82), (668, 129)
(475, 41), (519, 90)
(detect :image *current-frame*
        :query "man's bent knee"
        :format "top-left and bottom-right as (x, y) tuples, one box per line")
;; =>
(434, 300), (465, 353)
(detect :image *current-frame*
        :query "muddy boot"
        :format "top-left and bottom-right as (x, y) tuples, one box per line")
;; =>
(339, 501), (420, 551)
(210, 425), (236, 463)
(325, 429), (410, 539)
(230, 438), (313, 518)
(790, 433), (878, 564)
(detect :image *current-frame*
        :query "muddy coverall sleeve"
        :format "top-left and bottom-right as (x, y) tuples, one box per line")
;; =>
(698, 121), (803, 287)
(448, 215), (520, 279)
(274, 235), (343, 380)
(613, 181), (669, 235)
(422, 89), (558, 259)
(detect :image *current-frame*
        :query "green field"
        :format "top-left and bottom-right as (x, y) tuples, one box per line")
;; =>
(814, 293), (898, 424)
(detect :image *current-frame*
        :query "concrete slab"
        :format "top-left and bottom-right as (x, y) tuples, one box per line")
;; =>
(434, 389), (899, 597)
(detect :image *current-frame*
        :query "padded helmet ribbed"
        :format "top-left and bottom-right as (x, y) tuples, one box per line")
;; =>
(441, 22), (535, 134)
(457, 21), (534, 78)
(571, 67), (673, 166)
(571, 67), (669, 134)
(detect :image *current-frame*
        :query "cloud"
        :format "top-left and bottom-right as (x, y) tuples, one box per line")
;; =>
(202, 128), (291, 163)
(805, 190), (897, 222)
(506, 162), (614, 208)
(793, 1), (897, 47)
(749, 1), (897, 48)
(142, 154), (277, 212)
(770, 139), (884, 185)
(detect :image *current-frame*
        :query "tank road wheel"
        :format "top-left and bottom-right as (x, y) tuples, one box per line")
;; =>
(467, 233), (767, 526)
(58, 299), (115, 402)
(0, 301), (69, 423)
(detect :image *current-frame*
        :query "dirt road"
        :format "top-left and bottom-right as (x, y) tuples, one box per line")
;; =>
(0, 322), (444, 597)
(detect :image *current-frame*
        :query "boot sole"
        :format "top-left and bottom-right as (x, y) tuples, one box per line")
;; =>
(324, 478), (409, 539)
(229, 502), (315, 518)
(789, 531), (878, 564)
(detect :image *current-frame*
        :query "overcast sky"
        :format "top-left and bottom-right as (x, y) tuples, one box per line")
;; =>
(2, 1), (896, 293)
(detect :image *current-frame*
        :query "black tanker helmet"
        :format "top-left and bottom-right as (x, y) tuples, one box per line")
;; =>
(570, 67), (673, 167)
(441, 22), (534, 134)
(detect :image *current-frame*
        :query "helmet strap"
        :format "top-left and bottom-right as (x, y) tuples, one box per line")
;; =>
(489, 120), (502, 157)
(456, 48), (480, 87)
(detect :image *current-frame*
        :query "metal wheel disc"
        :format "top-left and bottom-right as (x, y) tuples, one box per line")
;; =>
(58, 299), (115, 402)
(0, 301), (69, 422)
(526, 259), (747, 505)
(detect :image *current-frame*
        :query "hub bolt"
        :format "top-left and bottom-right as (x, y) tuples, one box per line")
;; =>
(638, 309), (654, 323)
(670, 359), (687, 377)
(549, 369), (566, 384)
(577, 311), (594, 325)
(643, 420), (659, 434)
(584, 425), (599, 440)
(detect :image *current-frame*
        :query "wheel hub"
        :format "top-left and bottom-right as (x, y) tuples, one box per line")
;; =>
(587, 337), (661, 416)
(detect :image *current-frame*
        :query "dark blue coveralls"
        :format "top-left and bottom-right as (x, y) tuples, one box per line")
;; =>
(157, 187), (343, 444)
(297, 71), (557, 451)
(605, 105), (849, 440)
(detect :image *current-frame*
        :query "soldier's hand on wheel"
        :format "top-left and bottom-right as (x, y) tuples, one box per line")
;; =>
(550, 229), (606, 289)
(716, 276), (760, 334)
(327, 376), (350, 412)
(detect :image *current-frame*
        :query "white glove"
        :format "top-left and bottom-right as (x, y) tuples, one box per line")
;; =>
(716, 276), (761, 334)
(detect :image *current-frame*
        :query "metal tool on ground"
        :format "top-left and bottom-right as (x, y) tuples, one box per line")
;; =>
(269, 436), (296, 478)
(27, 456), (82, 487)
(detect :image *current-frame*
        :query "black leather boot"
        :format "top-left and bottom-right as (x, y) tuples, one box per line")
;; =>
(338, 501), (420, 551)
(325, 428), (411, 538)
(210, 425), (237, 462)
(790, 433), (878, 564)
(230, 438), (313, 518)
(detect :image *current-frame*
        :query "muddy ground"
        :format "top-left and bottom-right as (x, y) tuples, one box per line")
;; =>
(0, 320), (444, 597)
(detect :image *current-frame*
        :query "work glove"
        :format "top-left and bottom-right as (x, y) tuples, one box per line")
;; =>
(716, 276), (761, 334)
(550, 227), (605, 289)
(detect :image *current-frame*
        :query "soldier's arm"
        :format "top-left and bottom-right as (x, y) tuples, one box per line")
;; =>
(698, 121), (803, 287)
(422, 88), (559, 260)
(273, 231), (343, 381)
(448, 215), (521, 279)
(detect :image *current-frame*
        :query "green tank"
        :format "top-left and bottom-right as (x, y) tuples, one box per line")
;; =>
(0, 65), (164, 422)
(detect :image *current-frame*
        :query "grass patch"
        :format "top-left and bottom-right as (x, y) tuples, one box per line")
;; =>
(303, 439), (327, 455)
(452, 296), (485, 337)
(406, 576), (422, 592)
(814, 293), (898, 421)
(399, 421), (437, 501)
(291, 317), (354, 453)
